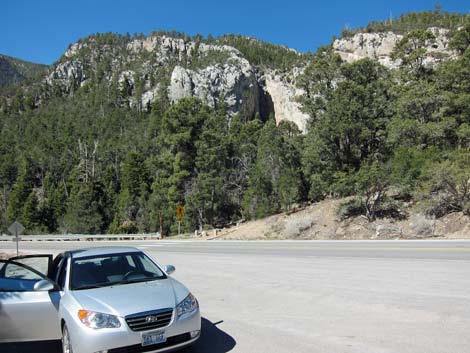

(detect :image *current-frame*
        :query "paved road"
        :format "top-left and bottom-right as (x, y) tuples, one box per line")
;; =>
(3, 239), (470, 260)
(1, 240), (470, 353)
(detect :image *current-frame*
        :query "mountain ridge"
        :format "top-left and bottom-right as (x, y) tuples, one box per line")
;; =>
(0, 53), (48, 87)
(0, 10), (469, 236)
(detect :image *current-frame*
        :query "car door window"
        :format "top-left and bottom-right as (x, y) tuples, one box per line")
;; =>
(0, 260), (46, 292)
(9, 254), (53, 277)
(4, 262), (43, 280)
(0, 255), (53, 292)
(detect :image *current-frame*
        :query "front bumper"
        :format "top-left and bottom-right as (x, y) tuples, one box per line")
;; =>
(107, 332), (200, 353)
(68, 308), (201, 353)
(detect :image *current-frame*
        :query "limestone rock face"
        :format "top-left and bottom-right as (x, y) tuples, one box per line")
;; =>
(333, 27), (453, 69)
(333, 32), (403, 69)
(169, 66), (194, 101)
(140, 85), (160, 109)
(168, 59), (261, 116)
(263, 71), (309, 132)
(118, 70), (135, 89)
(127, 36), (242, 63)
(44, 61), (87, 93)
(51, 35), (269, 119)
(47, 34), (312, 131)
(42, 28), (458, 133)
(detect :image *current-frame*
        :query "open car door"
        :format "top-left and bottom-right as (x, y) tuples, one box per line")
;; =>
(0, 255), (61, 343)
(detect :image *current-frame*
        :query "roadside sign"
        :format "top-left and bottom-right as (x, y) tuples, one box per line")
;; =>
(176, 204), (185, 222)
(8, 220), (25, 256)
(176, 204), (185, 236)
(8, 221), (25, 236)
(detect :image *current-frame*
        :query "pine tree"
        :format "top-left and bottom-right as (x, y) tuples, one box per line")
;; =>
(63, 182), (105, 234)
(6, 159), (34, 223)
(112, 151), (149, 233)
(242, 120), (304, 218)
(21, 191), (40, 232)
(187, 109), (228, 230)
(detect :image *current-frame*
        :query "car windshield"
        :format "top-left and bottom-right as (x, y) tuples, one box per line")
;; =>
(70, 252), (166, 290)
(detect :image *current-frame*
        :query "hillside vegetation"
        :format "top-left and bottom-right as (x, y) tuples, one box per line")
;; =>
(0, 54), (48, 88)
(0, 11), (469, 236)
(213, 34), (307, 70)
(341, 9), (470, 37)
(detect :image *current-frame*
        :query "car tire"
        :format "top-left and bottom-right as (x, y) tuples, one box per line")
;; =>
(62, 324), (73, 353)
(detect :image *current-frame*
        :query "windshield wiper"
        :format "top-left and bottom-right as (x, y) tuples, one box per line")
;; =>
(74, 283), (114, 290)
(112, 277), (164, 285)
(73, 276), (165, 290)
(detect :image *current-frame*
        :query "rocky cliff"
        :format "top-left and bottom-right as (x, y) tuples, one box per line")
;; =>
(263, 70), (309, 132)
(45, 35), (269, 120)
(332, 27), (455, 69)
(40, 34), (312, 130)
(17, 26), (462, 133)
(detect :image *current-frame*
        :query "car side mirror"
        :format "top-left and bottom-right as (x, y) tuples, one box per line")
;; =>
(33, 279), (58, 291)
(164, 265), (175, 275)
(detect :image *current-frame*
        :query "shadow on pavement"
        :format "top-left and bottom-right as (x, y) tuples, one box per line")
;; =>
(183, 317), (236, 353)
(0, 340), (61, 353)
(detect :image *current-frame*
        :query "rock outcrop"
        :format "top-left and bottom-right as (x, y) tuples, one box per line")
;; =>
(333, 31), (403, 69)
(47, 35), (272, 119)
(167, 53), (262, 117)
(38, 27), (459, 133)
(263, 71), (309, 132)
(44, 34), (315, 129)
(333, 27), (454, 69)
(44, 60), (87, 93)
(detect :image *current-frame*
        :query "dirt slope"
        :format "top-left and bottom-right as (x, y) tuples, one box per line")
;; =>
(212, 198), (470, 240)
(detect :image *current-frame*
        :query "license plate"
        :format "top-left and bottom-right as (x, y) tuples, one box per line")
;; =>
(142, 330), (166, 346)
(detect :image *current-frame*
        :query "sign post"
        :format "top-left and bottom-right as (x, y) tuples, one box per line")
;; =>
(8, 221), (25, 256)
(175, 204), (185, 236)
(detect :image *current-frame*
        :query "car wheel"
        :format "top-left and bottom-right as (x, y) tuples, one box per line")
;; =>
(62, 324), (73, 353)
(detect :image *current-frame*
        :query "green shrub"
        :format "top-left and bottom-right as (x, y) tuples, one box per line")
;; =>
(419, 150), (470, 217)
(337, 198), (363, 220)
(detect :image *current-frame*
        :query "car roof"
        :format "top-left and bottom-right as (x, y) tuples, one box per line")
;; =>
(69, 246), (142, 259)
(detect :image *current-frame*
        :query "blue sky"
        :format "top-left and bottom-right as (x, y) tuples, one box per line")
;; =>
(3, 0), (469, 65)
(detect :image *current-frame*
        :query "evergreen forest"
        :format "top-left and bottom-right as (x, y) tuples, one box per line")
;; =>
(1, 11), (469, 235)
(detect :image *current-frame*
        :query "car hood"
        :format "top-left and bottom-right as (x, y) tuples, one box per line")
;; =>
(71, 278), (189, 317)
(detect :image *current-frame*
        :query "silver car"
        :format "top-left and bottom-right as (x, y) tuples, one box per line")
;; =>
(0, 246), (201, 353)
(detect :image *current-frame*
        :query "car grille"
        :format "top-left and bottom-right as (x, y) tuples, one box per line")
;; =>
(125, 308), (174, 332)
(108, 333), (191, 353)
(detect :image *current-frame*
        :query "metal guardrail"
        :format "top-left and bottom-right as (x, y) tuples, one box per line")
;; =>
(0, 234), (160, 242)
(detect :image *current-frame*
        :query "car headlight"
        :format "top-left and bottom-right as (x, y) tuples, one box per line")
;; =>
(78, 310), (121, 329)
(176, 293), (198, 319)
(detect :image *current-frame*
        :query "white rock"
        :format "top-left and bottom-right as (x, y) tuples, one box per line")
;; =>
(264, 71), (309, 132)
(332, 27), (454, 69)
(141, 85), (160, 110)
(376, 224), (402, 238)
(168, 59), (261, 117)
(44, 61), (87, 92)
(169, 66), (194, 101)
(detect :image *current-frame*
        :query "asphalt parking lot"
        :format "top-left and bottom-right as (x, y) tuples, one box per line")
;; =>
(1, 240), (470, 353)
